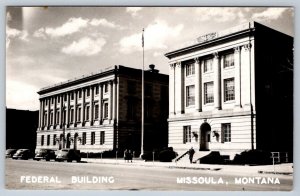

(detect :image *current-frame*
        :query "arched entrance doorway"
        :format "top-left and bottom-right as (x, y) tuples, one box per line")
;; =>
(66, 133), (71, 149)
(74, 133), (78, 150)
(200, 122), (211, 151)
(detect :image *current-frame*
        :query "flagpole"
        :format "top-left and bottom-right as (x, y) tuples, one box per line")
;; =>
(141, 28), (145, 157)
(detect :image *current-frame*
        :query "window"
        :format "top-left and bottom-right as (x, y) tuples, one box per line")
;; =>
(53, 134), (57, 145)
(82, 132), (86, 145)
(78, 90), (82, 99)
(91, 132), (95, 145)
(183, 126), (191, 144)
(50, 111), (53, 125)
(62, 109), (66, 124)
(71, 92), (74, 100)
(127, 81), (136, 94)
(94, 104), (99, 119)
(41, 135), (44, 146)
(95, 86), (99, 95)
(186, 85), (195, 106)
(45, 100), (48, 106)
(77, 107), (81, 122)
(104, 83), (108, 93)
(145, 84), (152, 97)
(57, 96), (60, 103)
(100, 131), (105, 145)
(224, 53), (234, 68)
(204, 82), (214, 104)
(85, 105), (90, 121)
(222, 123), (231, 142)
(70, 108), (74, 123)
(204, 58), (213, 73)
(47, 135), (50, 146)
(186, 63), (195, 76)
(224, 78), (235, 101)
(56, 111), (60, 125)
(104, 102), (109, 118)
(51, 98), (54, 104)
(86, 88), (90, 97)
(64, 94), (67, 101)
(43, 113), (47, 126)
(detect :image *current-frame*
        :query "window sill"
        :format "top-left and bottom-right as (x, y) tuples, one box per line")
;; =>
(224, 100), (235, 104)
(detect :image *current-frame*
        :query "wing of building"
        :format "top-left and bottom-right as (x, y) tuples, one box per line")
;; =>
(165, 21), (293, 160)
(36, 65), (169, 155)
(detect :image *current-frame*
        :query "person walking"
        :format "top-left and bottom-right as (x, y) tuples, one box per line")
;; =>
(188, 147), (195, 164)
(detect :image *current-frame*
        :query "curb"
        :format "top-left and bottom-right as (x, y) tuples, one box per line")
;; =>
(258, 171), (293, 175)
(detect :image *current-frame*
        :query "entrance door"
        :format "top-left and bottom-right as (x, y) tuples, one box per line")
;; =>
(200, 122), (211, 151)
(66, 133), (71, 148)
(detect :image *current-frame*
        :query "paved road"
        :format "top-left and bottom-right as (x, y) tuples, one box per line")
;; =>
(5, 159), (292, 191)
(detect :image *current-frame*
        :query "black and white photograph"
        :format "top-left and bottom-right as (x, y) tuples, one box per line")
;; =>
(5, 6), (294, 191)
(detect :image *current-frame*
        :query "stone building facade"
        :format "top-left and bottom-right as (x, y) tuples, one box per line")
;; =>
(165, 22), (293, 158)
(36, 65), (169, 154)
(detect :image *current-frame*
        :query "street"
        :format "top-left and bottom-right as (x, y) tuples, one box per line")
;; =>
(5, 159), (293, 191)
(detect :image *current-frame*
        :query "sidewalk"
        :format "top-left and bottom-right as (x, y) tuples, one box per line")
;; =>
(81, 158), (293, 176)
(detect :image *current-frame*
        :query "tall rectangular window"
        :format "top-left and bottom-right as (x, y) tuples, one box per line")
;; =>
(56, 111), (60, 125)
(77, 107), (81, 122)
(204, 82), (214, 104)
(53, 134), (57, 145)
(86, 88), (90, 97)
(82, 132), (86, 145)
(104, 102), (109, 118)
(95, 86), (99, 95)
(186, 85), (195, 106)
(204, 58), (213, 72)
(41, 135), (44, 146)
(100, 131), (105, 145)
(186, 63), (195, 76)
(224, 53), (234, 68)
(71, 92), (74, 100)
(50, 111), (53, 125)
(183, 126), (191, 144)
(57, 96), (60, 103)
(91, 132), (95, 145)
(224, 78), (235, 101)
(47, 135), (50, 146)
(104, 83), (108, 93)
(78, 90), (82, 99)
(70, 108), (74, 123)
(94, 104), (99, 119)
(222, 123), (231, 142)
(85, 106), (90, 121)
(64, 94), (67, 101)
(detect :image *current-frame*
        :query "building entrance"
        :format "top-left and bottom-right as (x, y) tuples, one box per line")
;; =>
(200, 122), (211, 151)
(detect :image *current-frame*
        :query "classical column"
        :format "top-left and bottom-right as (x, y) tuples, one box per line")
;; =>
(194, 58), (202, 112)
(169, 63), (176, 115)
(38, 100), (42, 129)
(113, 79), (117, 121)
(66, 93), (70, 126)
(53, 96), (57, 128)
(213, 52), (221, 110)
(99, 84), (103, 124)
(89, 87), (93, 124)
(234, 46), (242, 108)
(74, 91), (77, 125)
(81, 88), (85, 125)
(47, 98), (50, 128)
(59, 95), (63, 127)
(241, 43), (252, 108)
(175, 62), (184, 114)
(109, 81), (113, 122)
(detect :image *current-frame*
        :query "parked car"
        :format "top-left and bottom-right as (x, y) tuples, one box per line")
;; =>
(6, 149), (17, 158)
(12, 149), (33, 160)
(55, 149), (81, 162)
(34, 149), (56, 161)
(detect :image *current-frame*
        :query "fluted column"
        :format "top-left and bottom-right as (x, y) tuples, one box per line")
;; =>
(195, 58), (202, 112)
(109, 81), (113, 122)
(169, 63), (176, 115)
(99, 84), (103, 124)
(47, 99), (50, 128)
(241, 43), (252, 108)
(74, 91), (77, 124)
(53, 97), (57, 128)
(213, 52), (221, 110)
(89, 87), (93, 124)
(175, 62), (184, 114)
(234, 46), (242, 108)
(38, 100), (42, 129)
(66, 93), (70, 126)
(113, 79), (117, 121)
(59, 95), (63, 127)
(81, 88), (85, 125)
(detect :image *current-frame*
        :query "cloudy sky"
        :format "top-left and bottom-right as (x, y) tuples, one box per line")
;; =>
(6, 7), (294, 111)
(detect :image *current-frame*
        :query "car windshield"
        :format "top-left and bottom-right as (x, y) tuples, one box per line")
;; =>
(15, 149), (26, 154)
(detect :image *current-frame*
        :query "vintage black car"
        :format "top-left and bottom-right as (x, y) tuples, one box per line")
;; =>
(6, 149), (17, 158)
(55, 149), (81, 162)
(34, 149), (56, 161)
(12, 149), (33, 160)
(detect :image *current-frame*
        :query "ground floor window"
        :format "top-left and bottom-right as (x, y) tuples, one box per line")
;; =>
(82, 132), (86, 145)
(47, 135), (50, 146)
(100, 131), (105, 145)
(53, 134), (57, 145)
(221, 123), (231, 142)
(91, 132), (95, 145)
(183, 126), (191, 144)
(41, 135), (44, 146)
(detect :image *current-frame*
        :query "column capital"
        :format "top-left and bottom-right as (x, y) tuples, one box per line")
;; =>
(170, 63), (176, 69)
(243, 43), (252, 51)
(194, 57), (200, 64)
(234, 46), (241, 53)
(213, 52), (219, 59)
(176, 61), (182, 68)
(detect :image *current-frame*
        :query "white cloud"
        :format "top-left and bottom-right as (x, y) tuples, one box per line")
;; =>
(6, 26), (29, 48)
(119, 19), (183, 54)
(252, 8), (288, 21)
(195, 8), (245, 22)
(90, 18), (122, 29)
(126, 7), (142, 17)
(61, 37), (106, 56)
(36, 17), (89, 38)
(6, 80), (39, 110)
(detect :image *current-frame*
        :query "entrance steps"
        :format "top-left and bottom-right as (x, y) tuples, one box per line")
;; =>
(174, 151), (211, 164)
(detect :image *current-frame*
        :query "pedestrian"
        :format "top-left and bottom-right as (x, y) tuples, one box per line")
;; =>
(124, 149), (128, 162)
(128, 150), (133, 163)
(188, 147), (195, 164)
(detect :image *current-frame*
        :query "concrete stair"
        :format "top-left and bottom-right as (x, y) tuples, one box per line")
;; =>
(174, 151), (211, 164)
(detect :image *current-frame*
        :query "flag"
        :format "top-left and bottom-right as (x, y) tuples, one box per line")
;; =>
(142, 28), (144, 48)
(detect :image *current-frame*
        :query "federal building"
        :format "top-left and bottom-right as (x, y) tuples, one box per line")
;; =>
(36, 65), (169, 154)
(165, 22), (293, 158)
